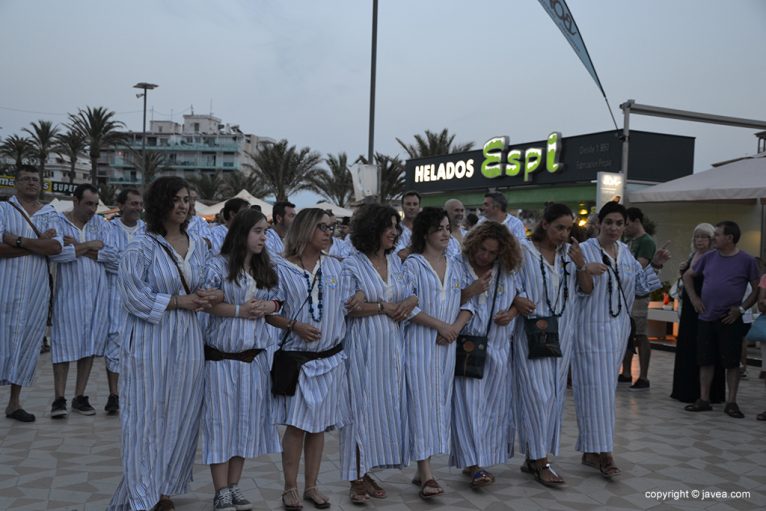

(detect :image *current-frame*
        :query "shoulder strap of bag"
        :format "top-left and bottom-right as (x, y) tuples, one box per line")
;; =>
(8, 201), (44, 238)
(150, 235), (192, 295)
(275, 270), (317, 352)
(483, 266), (502, 337)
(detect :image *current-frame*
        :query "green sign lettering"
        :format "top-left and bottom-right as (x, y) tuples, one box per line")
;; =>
(480, 132), (563, 182)
(481, 136), (507, 178)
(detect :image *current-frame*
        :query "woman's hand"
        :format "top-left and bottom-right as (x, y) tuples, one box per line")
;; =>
(435, 321), (460, 344)
(243, 299), (273, 318)
(568, 237), (586, 269)
(197, 288), (224, 306)
(585, 262), (608, 276)
(176, 293), (211, 312)
(293, 321), (322, 342)
(512, 296), (536, 316)
(464, 272), (491, 298)
(494, 306), (519, 326)
(345, 290), (365, 312)
(653, 241), (672, 268)
(387, 296), (418, 322)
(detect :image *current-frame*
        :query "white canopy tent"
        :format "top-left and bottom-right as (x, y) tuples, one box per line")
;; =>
(49, 198), (114, 215)
(196, 189), (273, 219)
(313, 201), (353, 217)
(630, 152), (766, 203)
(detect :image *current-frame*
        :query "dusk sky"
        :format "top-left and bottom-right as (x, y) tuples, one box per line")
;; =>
(2, 0), (764, 205)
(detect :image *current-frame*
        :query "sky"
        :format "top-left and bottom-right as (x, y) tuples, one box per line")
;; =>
(1, 0), (765, 207)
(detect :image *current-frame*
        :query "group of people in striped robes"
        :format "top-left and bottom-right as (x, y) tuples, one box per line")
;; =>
(1, 169), (671, 511)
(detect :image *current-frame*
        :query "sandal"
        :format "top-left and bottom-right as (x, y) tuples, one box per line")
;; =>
(282, 488), (303, 511)
(597, 453), (621, 479)
(521, 458), (564, 486)
(349, 479), (369, 506)
(724, 402), (745, 418)
(684, 399), (712, 412)
(152, 499), (175, 511)
(418, 479), (444, 499)
(463, 466), (495, 489)
(362, 473), (386, 499)
(303, 487), (330, 509)
(757, 411), (766, 421)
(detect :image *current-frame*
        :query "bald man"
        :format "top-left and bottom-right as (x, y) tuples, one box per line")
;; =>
(444, 198), (467, 257)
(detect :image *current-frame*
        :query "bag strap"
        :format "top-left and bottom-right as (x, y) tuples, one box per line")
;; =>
(483, 266), (501, 337)
(8, 201), (44, 238)
(150, 235), (192, 295)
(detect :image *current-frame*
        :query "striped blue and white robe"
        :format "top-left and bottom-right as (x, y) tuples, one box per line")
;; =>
(394, 224), (412, 254)
(101, 218), (145, 373)
(188, 214), (212, 243)
(50, 212), (112, 364)
(450, 256), (518, 469)
(339, 251), (413, 480)
(0, 197), (64, 386)
(201, 255), (281, 464)
(513, 239), (579, 460)
(209, 224), (228, 255)
(108, 233), (209, 511)
(403, 254), (473, 461)
(265, 228), (284, 258)
(327, 236), (354, 260)
(572, 238), (660, 453)
(272, 256), (350, 433)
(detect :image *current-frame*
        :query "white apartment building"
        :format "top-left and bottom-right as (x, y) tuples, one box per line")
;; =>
(99, 114), (274, 186)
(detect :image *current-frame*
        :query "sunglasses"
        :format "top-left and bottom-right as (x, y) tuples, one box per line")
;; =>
(316, 223), (335, 233)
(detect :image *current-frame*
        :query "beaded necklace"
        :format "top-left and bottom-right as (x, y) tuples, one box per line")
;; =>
(601, 248), (627, 318)
(301, 259), (323, 322)
(538, 248), (569, 317)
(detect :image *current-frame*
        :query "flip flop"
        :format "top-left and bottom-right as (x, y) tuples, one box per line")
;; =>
(469, 469), (495, 489)
(723, 402), (744, 419)
(418, 479), (443, 499)
(362, 474), (386, 499)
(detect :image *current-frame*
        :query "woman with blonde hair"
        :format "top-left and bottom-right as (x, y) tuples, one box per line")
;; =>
(267, 208), (355, 510)
(671, 223), (725, 404)
(451, 221), (522, 488)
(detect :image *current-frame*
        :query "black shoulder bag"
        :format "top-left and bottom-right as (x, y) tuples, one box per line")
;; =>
(455, 268), (500, 379)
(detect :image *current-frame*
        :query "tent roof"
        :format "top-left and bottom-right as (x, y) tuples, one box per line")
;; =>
(49, 198), (113, 214)
(630, 152), (766, 203)
(314, 201), (353, 217)
(196, 190), (273, 218)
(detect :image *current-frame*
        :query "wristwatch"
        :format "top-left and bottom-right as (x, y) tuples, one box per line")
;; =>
(15, 236), (23, 248)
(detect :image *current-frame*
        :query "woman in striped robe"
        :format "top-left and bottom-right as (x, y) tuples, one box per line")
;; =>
(340, 204), (418, 504)
(203, 209), (281, 511)
(511, 204), (592, 486)
(109, 177), (221, 511)
(403, 207), (474, 499)
(451, 221), (522, 488)
(266, 208), (356, 511)
(572, 201), (668, 479)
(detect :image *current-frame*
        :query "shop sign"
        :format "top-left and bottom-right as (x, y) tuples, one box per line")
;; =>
(1, 175), (77, 195)
(596, 171), (624, 210)
(481, 132), (563, 182)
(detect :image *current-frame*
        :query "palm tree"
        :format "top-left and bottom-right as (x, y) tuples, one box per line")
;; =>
(68, 106), (125, 186)
(187, 172), (225, 201)
(54, 129), (87, 183)
(356, 152), (406, 203)
(222, 169), (269, 199)
(315, 152), (353, 207)
(127, 147), (169, 184)
(396, 128), (473, 159)
(244, 139), (323, 201)
(0, 135), (34, 168)
(99, 184), (118, 206)
(23, 120), (60, 178)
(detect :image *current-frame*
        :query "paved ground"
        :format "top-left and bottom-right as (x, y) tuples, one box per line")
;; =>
(1, 349), (764, 511)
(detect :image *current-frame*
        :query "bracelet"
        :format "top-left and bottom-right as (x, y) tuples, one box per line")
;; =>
(172, 296), (178, 309)
(576, 264), (586, 272)
(651, 263), (663, 270)
(287, 319), (296, 331)
(272, 300), (281, 313)
(235, 304), (240, 317)
(377, 302), (384, 313)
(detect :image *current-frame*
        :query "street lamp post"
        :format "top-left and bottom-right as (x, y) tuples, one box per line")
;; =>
(133, 82), (158, 189)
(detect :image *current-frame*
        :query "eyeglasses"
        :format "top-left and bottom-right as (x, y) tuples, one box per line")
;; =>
(17, 176), (41, 183)
(316, 223), (335, 233)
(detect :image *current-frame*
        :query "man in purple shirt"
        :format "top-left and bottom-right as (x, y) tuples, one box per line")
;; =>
(682, 221), (759, 418)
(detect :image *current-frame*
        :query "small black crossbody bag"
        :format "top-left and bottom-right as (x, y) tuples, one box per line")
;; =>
(455, 269), (500, 379)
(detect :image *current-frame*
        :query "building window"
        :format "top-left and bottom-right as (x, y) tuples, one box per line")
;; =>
(194, 123), (200, 133)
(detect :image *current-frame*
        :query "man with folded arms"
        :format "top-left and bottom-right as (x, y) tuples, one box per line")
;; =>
(0, 165), (64, 422)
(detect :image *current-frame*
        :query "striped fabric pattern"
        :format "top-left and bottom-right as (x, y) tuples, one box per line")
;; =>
(108, 233), (209, 511)
(50, 213), (111, 364)
(450, 255), (518, 469)
(209, 224), (228, 255)
(571, 238), (661, 453)
(265, 228), (284, 258)
(512, 239), (578, 460)
(394, 224), (412, 254)
(187, 215), (211, 242)
(271, 256), (350, 433)
(327, 236), (355, 260)
(102, 218), (145, 373)
(0, 197), (63, 386)
(338, 252), (412, 480)
(402, 254), (473, 461)
(201, 255), (281, 464)
(477, 214), (526, 241)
